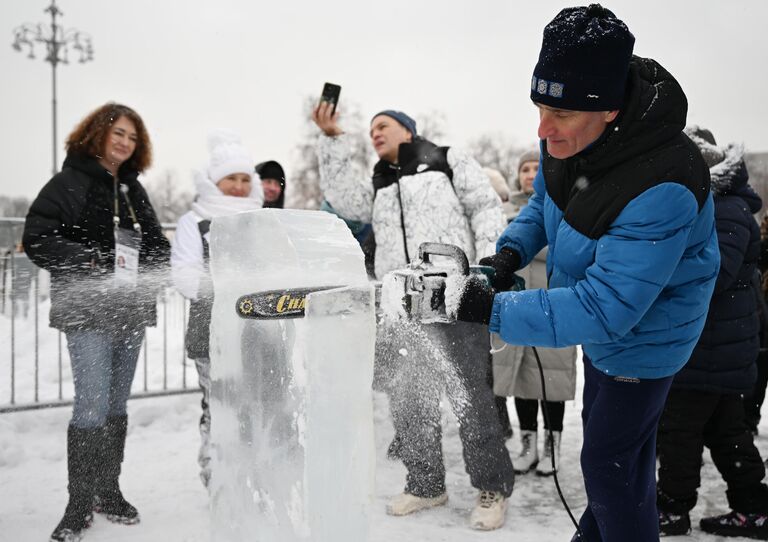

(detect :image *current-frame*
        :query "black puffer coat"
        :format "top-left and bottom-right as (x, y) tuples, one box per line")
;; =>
(23, 153), (170, 332)
(673, 147), (762, 393)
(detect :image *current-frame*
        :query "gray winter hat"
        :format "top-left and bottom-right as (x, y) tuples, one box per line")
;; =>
(517, 148), (541, 173)
(685, 125), (725, 168)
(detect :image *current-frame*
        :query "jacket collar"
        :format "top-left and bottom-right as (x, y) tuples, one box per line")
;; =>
(62, 152), (140, 184)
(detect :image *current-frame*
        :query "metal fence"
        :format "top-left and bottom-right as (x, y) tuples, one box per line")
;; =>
(0, 218), (197, 413)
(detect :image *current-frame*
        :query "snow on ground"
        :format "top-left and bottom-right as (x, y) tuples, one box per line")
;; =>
(2, 367), (766, 541)
(1, 287), (765, 540)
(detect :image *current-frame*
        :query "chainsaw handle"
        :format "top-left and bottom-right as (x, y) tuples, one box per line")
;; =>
(418, 242), (470, 276)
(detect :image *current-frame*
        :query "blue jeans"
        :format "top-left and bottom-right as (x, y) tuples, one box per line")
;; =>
(66, 329), (145, 428)
(578, 356), (673, 542)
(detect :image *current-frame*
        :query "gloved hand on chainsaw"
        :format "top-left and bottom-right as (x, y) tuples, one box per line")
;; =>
(478, 247), (522, 291)
(446, 274), (495, 326)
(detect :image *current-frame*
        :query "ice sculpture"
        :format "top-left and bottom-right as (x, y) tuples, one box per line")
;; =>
(207, 209), (375, 542)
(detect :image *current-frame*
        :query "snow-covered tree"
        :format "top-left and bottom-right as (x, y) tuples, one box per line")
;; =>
(143, 169), (194, 224)
(468, 133), (529, 183)
(287, 97), (372, 210)
(287, 103), (456, 209)
(415, 110), (448, 144)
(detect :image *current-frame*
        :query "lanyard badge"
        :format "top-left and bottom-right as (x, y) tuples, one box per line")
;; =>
(113, 181), (142, 287)
(114, 226), (142, 286)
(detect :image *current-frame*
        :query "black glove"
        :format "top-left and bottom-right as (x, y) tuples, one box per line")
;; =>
(478, 247), (522, 291)
(455, 275), (495, 326)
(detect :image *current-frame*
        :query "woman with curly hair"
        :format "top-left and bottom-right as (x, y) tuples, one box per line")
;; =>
(23, 102), (170, 541)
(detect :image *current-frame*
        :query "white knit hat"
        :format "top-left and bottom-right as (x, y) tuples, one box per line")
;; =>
(206, 129), (254, 183)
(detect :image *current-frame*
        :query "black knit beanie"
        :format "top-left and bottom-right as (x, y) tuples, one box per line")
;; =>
(255, 160), (286, 209)
(531, 4), (635, 111)
(255, 160), (285, 185)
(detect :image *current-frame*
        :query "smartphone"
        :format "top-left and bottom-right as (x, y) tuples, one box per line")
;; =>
(320, 82), (341, 115)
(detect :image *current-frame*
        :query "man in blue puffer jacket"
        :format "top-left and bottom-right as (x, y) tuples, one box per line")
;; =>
(452, 5), (719, 541)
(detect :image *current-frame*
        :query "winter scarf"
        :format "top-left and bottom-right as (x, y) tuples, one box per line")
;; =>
(191, 170), (264, 219)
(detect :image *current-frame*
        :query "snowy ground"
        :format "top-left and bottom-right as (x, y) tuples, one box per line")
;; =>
(2, 365), (766, 541)
(0, 280), (764, 540)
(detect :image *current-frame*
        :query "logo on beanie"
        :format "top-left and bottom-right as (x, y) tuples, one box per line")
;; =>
(532, 76), (565, 99)
(549, 82), (564, 98)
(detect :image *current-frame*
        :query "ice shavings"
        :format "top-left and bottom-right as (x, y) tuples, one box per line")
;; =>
(444, 273), (469, 321)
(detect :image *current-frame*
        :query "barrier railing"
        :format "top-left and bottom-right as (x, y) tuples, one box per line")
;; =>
(0, 219), (198, 413)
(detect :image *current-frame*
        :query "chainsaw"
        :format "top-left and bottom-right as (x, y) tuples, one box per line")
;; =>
(379, 242), (494, 324)
(235, 243), (498, 323)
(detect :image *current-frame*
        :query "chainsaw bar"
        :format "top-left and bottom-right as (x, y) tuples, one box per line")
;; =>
(236, 286), (342, 319)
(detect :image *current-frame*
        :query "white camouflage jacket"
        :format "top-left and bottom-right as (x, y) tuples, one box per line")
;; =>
(317, 133), (505, 279)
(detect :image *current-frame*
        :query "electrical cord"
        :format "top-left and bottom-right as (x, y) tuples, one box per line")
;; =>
(532, 345), (584, 539)
(485, 265), (584, 538)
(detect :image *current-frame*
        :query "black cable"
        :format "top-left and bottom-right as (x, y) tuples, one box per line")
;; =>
(532, 345), (584, 539)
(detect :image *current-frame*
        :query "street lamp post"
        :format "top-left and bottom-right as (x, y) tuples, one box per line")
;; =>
(12, 0), (93, 177)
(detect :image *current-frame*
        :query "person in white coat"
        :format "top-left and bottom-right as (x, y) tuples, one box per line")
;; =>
(313, 103), (514, 531)
(171, 130), (264, 487)
(491, 149), (577, 477)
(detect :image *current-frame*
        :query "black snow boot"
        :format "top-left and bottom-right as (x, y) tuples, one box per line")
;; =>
(50, 426), (99, 542)
(700, 510), (768, 540)
(657, 488), (695, 536)
(658, 510), (691, 536)
(92, 415), (140, 525)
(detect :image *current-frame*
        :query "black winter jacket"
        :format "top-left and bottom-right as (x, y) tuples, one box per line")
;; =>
(23, 153), (170, 332)
(673, 149), (762, 393)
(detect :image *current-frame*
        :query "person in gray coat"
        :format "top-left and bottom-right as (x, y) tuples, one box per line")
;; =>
(491, 148), (578, 476)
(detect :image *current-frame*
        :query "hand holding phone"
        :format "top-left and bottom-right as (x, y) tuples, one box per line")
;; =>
(312, 82), (343, 136)
(320, 82), (341, 114)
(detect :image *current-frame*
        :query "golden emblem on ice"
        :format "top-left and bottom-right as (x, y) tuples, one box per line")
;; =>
(238, 297), (254, 316)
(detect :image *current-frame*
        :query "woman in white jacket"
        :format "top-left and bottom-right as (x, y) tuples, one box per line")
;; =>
(171, 130), (264, 487)
(492, 149), (577, 477)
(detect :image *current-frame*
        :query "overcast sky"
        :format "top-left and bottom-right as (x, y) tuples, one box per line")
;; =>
(1, 0), (766, 200)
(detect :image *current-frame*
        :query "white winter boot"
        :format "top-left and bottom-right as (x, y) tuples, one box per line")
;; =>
(470, 490), (507, 530)
(386, 492), (448, 516)
(536, 431), (561, 476)
(513, 430), (538, 474)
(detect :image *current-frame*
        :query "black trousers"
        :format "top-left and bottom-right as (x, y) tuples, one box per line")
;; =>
(515, 398), (565, 432)
(375, 320), (515, 498)
(577, 357), (673, 542)
(657, 389), (768, 514)
(745, 349), (768, 432)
